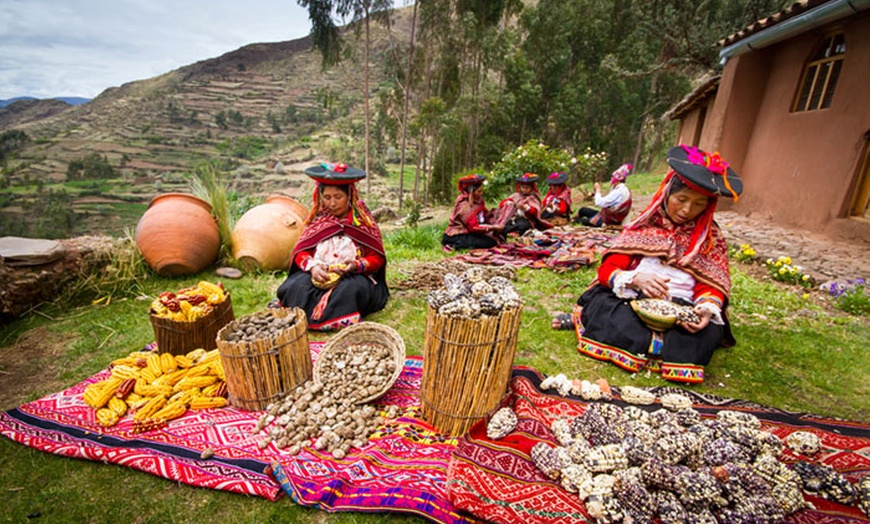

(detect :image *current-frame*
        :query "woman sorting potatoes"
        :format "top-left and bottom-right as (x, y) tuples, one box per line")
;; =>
(567, 146), (743, 384)
(274, 163), (389, 331)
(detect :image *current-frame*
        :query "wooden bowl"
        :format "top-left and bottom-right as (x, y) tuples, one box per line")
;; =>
(630, 299), (679, 331)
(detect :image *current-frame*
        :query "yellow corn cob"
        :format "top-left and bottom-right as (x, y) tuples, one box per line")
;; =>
(127, 395), (151, 410)
(169, 387), (200, 406)
(83, 377), (124, 409)
(210, 360), (225, 381)
(197, 281), (225, 301)
(198, 349), (221, 365)
(96, 408), (120, 427)
(174, 375), (218, 392)
(134, 378), (173, 398)
(146, 353), (163, 377)
(110, 364), (140, 381)
(126, 392), (144, 405)
(139, 367), (160, 383)
(150, 402), (187, 422)
(189, 396), (228, 410)
(178, 300), (194, 321)
(174, 354), (194, 368)
(159, 352), (178, 374)
(201, 383), (222, 398)
(134, 395), (167, 420)
(186, 348), (207, 363)
(108, 396), (128, 417)
(185, 363), (212, 378)
(160, 368), (190, 387)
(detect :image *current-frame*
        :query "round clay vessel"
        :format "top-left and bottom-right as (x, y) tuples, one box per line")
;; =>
(231, 194), (309, 271)
(135, 193), (220, 276)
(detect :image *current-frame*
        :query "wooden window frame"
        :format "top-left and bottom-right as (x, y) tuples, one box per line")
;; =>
(792, 33), (845, 112)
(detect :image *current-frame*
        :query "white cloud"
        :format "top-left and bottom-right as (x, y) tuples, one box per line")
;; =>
(0, 0), (316, 99)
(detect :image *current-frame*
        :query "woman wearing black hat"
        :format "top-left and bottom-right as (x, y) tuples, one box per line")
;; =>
(441, 173), (501, 252)
(274, 163), (389, 331)
(565, 146), (742, 383)
(541, 171), (573, 226)
(491, 172), (551, 236)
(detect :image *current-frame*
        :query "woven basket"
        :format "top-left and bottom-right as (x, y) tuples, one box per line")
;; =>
(313, 322), (405, 404)
(420, 305), (522, 436)
(630, 299), (678, 331)
(149, 294), (235, 355)
(215, 307), (311, 411)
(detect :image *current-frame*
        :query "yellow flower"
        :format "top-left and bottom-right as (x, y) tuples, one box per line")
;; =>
(802, 275), (809, 281)
(779, 267), (787, 275)
(802, 293), (809, 300)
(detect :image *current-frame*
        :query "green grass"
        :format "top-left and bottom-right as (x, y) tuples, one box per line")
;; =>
(1, 219), (868, 523)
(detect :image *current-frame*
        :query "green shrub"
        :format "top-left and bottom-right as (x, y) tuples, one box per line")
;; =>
(826, 279), (870, 316)
(487, 140), (608, 199)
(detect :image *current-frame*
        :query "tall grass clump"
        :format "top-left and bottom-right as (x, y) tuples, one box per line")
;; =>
(189, 161), (233, 259)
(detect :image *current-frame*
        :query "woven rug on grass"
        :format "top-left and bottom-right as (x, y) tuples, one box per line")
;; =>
(3, 344), (868, 524)
(447, 368), (870, 524)
(0, 342), (476, 524)
(450, 227), (617, 270)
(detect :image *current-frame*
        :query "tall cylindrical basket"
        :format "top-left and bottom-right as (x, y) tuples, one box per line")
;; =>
(420, 305), (522, 436)
(215, 307), (311, 411)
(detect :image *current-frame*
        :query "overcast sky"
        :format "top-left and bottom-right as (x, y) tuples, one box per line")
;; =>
(0, 0), (322, 100)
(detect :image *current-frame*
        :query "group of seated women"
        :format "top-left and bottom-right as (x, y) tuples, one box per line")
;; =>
(273, 145), (742, 384)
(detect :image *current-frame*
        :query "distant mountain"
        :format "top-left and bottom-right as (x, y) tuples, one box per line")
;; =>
(0, 5), (414, 189)
(0, 96), (89, 108)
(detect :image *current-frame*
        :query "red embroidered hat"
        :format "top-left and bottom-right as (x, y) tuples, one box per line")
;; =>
(546, 171), (568, 185)
(516, 172), (539, 184)
(303, 163), (366, 185)
(457, 173), (487, 191)
(666, 145), (742, 200)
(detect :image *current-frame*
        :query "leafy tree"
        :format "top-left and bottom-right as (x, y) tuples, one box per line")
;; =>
(0, 129), (30, 164)
(297, 0), (394, 195)
(67, 152), (116, 181)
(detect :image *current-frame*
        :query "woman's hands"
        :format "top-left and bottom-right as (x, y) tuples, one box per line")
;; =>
(310, 263), (331, 283)
(629, 272), (670, 299)
(679, 307), (712, 333)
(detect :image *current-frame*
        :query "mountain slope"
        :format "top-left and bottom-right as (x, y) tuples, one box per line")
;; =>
(2, 8), (410, 187)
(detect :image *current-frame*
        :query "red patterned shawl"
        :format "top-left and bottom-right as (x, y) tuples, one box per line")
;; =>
(543, 184), (572, 213)
(445, 192), (490, 236)
(606, 207), (732, 297)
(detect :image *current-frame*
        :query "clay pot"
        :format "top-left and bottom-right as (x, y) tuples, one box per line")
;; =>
(231, 194), (309, 271)
(135, 193), (220, 276)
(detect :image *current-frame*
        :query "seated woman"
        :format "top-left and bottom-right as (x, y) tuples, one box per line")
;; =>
(561, 146), (742, 384)
(275, 163), (389, 331)
(574, 163), (633, 227)
(492, 172), (551, 236)
(442, 173), (501, 252)
(541, 171), (572, 226)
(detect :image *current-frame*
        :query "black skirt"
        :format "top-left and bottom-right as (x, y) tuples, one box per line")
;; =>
(276, 271), (389, 331)
(578, 285), (724, 366)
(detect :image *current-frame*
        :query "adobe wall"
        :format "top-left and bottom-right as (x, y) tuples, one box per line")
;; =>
(716, 14), (870, 241)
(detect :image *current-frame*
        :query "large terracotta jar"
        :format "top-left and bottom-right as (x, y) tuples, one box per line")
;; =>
(231, 194), (309, 271)
(135, 193), (220, 276)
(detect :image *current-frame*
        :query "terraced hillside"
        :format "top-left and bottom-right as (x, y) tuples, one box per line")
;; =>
(1, 8), (413, 236)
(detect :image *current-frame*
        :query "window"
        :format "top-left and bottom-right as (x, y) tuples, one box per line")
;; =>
(793, 34), (845, 112)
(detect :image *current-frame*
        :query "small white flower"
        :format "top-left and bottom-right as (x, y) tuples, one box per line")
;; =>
(570, 157), (577, 164)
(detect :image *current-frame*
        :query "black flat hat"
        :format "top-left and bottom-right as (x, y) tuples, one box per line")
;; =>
(546, 172), (568, 185)
(304, 163), (366, 185)
(666, 145), (742, 199)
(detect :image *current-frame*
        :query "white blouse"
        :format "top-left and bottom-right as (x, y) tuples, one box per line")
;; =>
(611, 257), (723, 324)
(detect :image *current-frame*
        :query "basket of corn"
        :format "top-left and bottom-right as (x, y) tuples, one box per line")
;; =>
(149, 281), (235, 355)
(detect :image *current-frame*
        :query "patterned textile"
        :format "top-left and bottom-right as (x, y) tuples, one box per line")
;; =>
(451, 227), (618, 270)
(3, 347), (869, 523)
(448, 369), (870, 524)
(608, 206), (732, 296)
(0, 343), (475, 523)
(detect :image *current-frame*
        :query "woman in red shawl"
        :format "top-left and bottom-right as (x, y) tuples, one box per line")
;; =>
(275, 163), (388, 331)
(568, 146), (742, 383)
(541, 171), (573, 225)
(492, 172), (551, 235)
(441, 173), (500, 252)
